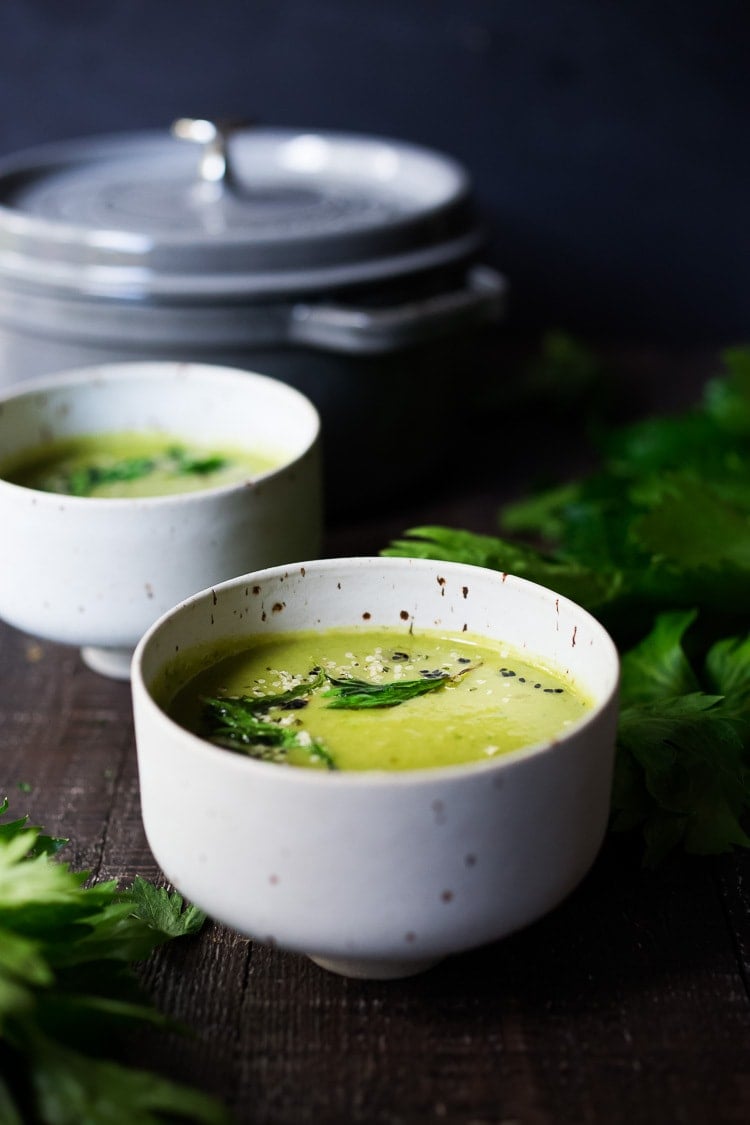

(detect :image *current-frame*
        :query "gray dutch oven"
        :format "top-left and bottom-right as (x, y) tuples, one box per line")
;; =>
(0, 119), (505, 514)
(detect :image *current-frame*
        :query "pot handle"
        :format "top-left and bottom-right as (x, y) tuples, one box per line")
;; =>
(288, 265), (506, 354)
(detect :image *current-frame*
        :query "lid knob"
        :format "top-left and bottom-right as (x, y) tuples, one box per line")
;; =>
(171, 117), (250, 194)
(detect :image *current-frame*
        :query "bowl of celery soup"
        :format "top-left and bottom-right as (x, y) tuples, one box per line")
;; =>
(0, 362), (322, 679)
(132, 556), (620, 979)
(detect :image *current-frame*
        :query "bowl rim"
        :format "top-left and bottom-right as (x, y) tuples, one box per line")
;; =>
(0, 360), (321, 507)
(131, 556), (621, 789)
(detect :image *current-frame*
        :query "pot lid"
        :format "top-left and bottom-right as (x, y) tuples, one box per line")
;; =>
(0, 121), (484, 300)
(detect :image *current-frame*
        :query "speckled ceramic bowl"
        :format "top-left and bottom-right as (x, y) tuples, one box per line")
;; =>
(131, 556), (620, 979)
(0, 362), (322, 678)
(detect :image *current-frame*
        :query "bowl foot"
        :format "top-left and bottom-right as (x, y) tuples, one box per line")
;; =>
(308, 954), (443, 980)
(81, 644), (134, 680)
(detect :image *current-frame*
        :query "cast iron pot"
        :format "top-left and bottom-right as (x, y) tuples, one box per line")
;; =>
(0, 120), (505, 515)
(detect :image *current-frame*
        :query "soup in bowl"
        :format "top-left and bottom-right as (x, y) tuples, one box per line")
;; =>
(0, 361), (322, 678)
(131, 556), (620, 979)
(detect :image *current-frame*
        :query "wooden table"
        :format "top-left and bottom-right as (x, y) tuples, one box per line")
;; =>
(3, 341), (749, 1123)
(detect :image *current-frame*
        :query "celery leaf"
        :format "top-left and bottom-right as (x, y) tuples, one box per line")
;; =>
(0, 802), (229, 1124)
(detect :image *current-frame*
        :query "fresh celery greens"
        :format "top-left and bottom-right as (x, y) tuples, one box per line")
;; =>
(0, 798), (228, 1125)
(384, 344), (750, 863)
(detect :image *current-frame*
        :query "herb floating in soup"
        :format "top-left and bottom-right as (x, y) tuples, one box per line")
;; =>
(166, 628), (593, 771)
(0, 431), (281, 498)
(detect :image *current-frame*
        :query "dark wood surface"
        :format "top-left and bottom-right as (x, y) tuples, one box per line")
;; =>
(3, 342), (749, 1124)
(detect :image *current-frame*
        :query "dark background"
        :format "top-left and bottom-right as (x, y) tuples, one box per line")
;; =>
(0, 0), (746, 344)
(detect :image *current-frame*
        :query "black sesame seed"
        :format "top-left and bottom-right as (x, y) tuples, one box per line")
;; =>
(500, 668), (516, 677)
(457, 657), (471, 664)
(391, 651), (409, 661)
(518, 677), (526, 683)
(534, 683), (542, 689)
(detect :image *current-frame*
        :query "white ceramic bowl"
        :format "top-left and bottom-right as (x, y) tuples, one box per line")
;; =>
(0, 362), (322, 678)
(131, 556), (620, 979)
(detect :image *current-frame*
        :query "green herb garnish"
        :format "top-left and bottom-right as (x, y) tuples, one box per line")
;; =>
(383, 343), (750, 862)
(166, 447), (228, 476)
(59, 446), (230, 496)
(322, 672), (451, 709)
(66, 457), (157, 496)
(0, 797), (228, 1124)
(202, 663), (478, 765)
(202, 692), (336, 770)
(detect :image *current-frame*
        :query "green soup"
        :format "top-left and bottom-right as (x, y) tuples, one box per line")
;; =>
(0, 431), (281, 498)
(165, 627), (593, 772)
